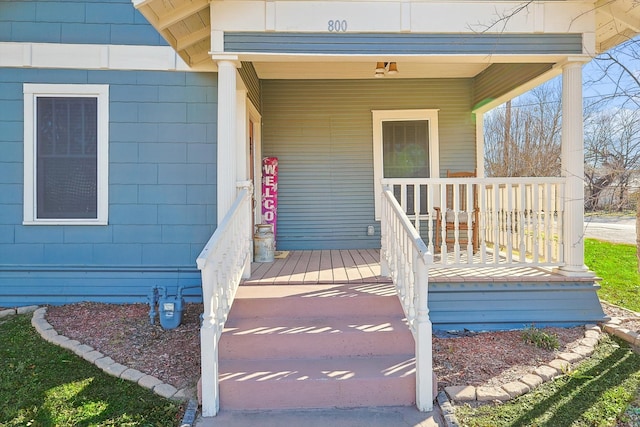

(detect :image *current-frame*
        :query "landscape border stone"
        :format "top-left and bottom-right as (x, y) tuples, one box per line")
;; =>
(6, 303), (638, 427)
(6, 306), (191, 404)
(442, 324), (602, 427)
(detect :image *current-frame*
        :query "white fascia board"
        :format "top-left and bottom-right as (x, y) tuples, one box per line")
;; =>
(0, 42), (216, 72)
(210, 0), (596, 35)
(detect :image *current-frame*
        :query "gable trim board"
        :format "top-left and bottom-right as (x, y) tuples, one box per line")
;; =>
(224, 33), (584, 55)
(0, 42), (216, 72)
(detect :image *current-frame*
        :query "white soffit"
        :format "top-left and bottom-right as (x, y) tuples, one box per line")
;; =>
(253, 62), (490, 79)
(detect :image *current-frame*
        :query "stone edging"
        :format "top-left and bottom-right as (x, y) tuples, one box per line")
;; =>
(2, 306), (192, 402)
(439, 318), (640, 427)
(602, 317), (640, 348)
(438, 324), (602, 427)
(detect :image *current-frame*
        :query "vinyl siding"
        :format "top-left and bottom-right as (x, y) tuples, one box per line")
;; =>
(239, 61), (261, 113)
(473, 63), (554, 110)
(262, 78), (476, 250)
(0, 0), (166, 46)
(429, 280), (606, 331)
(0, 67), (217, 306)
(225, 33), (583, 55)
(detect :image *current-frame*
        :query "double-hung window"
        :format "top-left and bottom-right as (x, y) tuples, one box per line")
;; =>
(372, 109), (440, 219)
(23, 84), (109, 225)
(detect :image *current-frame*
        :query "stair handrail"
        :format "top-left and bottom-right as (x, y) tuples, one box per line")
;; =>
(380, 185), (434, 412)
(197, 181), (253, 417)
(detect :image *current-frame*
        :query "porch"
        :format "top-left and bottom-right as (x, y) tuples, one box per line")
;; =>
(243, 248), (573, 286)
(243, 248), (604, 332)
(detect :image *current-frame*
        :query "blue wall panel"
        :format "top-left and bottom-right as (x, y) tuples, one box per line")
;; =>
(0, 270), (203, 307)
(225, 33), (583, 55)
(61, 23), (111, 44)
(0, 0), (166, 46)
(0, 66), (218, 306)
(429, 281), (606, 331)
(63, 227), (114, 244)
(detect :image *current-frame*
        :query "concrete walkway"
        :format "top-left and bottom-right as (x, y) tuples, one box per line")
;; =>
(195, 405), (443, 427)
(584, 215), (636, 245)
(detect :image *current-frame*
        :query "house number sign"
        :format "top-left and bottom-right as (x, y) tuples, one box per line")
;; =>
(327, 20), (348, 32)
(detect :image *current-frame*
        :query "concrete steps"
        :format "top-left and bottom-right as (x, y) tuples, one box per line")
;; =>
(218, 283), (416, 410)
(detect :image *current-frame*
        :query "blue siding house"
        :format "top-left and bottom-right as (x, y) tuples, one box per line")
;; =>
(1, 0), (638, 324)
(4, 0), (640, 416)
(0, 0), (218, 305)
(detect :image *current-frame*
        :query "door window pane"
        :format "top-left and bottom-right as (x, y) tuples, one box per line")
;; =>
(382, 120), (430, 178)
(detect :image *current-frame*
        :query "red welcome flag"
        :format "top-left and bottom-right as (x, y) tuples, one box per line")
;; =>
(261, 157), (278, 239)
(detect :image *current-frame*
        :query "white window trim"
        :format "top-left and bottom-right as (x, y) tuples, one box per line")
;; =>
(372, 109), (440, 220)
(23, 83), (109, 225)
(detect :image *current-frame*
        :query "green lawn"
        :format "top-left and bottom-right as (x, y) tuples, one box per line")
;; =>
(455, 238), (640, 426)
(455, 335), (640, 427)
(0, 314), (183, 427)
(585, 238), (640, 312)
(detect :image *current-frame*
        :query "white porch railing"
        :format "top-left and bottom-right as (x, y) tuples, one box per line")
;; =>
(380, 186), (433, 412)
(381, 177), (565, 268)
(197, 182), (253, 417)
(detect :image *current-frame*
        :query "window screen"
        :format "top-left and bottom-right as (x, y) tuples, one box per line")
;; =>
(382, 120), (430, 178)
(36, 97), (98, 219)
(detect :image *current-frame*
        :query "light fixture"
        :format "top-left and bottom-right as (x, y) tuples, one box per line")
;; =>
(374, 62), (399, 77)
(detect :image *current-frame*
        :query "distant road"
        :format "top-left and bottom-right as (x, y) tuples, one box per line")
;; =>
(583, 216), (636, 245)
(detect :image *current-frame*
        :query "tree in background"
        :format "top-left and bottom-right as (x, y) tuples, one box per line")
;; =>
(584, 107), (640, 211)
(484, 82), (562, 177)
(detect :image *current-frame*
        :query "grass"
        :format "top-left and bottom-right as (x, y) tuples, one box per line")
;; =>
(456, 238), (640, 426)
(521, 325), (560, 350)
(585, 238), (640, 312)
(0, 314), (183, 427)
(455, 334), (640, 427)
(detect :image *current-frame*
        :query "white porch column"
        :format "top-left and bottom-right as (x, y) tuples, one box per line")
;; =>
(475, 112), (485, 177)
(236, 88), (248, 182)
(216, 57), (239, 223)
(559, 61), (589, 275)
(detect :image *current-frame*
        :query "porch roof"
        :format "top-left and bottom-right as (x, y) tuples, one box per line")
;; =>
(133, 0), (640, 72)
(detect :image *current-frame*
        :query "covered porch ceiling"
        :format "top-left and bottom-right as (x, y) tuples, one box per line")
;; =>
(133, 0), (640, 78)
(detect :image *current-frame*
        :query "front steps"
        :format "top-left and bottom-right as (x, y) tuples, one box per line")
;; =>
(218, 282), (416, 410)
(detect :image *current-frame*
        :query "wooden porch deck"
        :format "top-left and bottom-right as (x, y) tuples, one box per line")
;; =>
(243, 249), (582, 285)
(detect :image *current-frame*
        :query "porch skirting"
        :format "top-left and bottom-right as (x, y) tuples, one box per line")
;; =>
(428, 280), (606, 332)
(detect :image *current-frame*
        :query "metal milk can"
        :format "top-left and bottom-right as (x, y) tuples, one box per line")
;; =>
(254, 223), (275, 262)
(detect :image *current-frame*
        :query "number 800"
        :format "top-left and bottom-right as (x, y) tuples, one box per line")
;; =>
(328, 20), (348, 32)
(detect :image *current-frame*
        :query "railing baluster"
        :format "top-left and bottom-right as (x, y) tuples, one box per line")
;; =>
(465, 182), (473, 262)
(439, 184), (448, 261)
(452, 183), (461, 263)
(197, 183), (252, 417)
(380, 187), (432, 413)
(557, 182), (565, 264)
(545, 182), (553, 263)
(427, 184), (435, 254)
(505, 183), (513, 264)
(518, 183), (525, 262)
(479, 183), (488, 263)
(380, 177), (565, 269)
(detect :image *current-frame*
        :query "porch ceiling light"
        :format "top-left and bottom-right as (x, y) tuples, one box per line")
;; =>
(374, 62), (399, 77)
